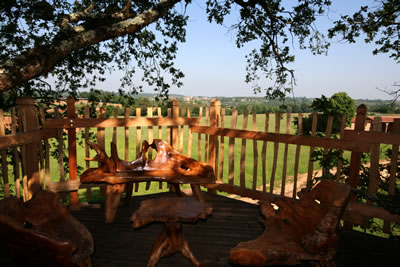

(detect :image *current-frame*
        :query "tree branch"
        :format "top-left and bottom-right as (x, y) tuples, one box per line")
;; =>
(59, 1), (97, 30)
(0, 0), (181, 93)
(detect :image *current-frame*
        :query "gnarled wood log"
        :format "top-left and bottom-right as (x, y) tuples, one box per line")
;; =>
(81, 139), (215, 185)
(229, 180), (351, 266)
(0, 190), (94, 266)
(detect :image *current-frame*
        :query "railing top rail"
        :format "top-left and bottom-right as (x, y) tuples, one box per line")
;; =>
(191, 125), (371, 152)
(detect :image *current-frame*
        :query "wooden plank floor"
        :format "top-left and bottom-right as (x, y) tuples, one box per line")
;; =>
(70, 192), (400, 267)
(1, 191), (399, 266)
(72, 191), (263, 267)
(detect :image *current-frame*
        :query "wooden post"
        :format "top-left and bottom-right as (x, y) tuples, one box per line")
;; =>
(16, 96), (40, 200)
(269, 111), (280, 193)
(207, 99), (220, 194)
(84, 106), (91, 199)
(240, 109), (249, 188)
(67, 97), (79, 206)
(208, 99), (220, 174)
(11, 108), (21, 198)
(170, 99), (179, 149)
(280, 112), (291, 196)
(218, 108), (225, 182)
(169, 99), (181, 195)
(307, 112), (318, 183)
(0, 109), (10, 197)
(293, 112), (302, 198)
(124, 108), (133, 205)
(228, 109), (238, 185)
(261, 111), (269, 192)
(348, 105), (367, 190)
(252, 109), (258, 190)
(345, 104), (367, 229)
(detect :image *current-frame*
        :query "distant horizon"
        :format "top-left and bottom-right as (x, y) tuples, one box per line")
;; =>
(81, 89), (398, 102)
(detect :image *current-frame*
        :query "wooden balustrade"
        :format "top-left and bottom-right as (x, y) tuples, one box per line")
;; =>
(0, 97), (399, 235)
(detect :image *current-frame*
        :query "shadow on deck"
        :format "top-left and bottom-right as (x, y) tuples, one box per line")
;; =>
(2, 192), (399, 266)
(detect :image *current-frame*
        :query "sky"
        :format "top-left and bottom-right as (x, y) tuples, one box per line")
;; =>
(104, 0), (400, 100)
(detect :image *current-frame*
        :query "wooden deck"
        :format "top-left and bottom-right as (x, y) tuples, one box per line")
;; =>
(1, 192), (399, 266)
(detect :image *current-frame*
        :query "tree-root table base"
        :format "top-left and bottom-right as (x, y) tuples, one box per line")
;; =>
(130, 197), (212, 266)
(146, 222), (204, 267)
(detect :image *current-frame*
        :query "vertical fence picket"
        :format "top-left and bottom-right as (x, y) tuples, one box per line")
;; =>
(187, 108), (193, 158)
(147, 107), (153, 159)
(228, 109), (238, 185)
(208, 100), (220, 185)
(204, 107), (210, 162)
(37, 121), (45, 187)
(124, 108), (130, 161)
(17, 97), (40, 200)
(67, 97), (78, 206)
(146, 107), (153, 191)
(269, 111), (280, 193)
(11, 108), (21, 198)
(197, 107), (203, 161)
(261, 111), (269, 192)
(97, 107), (106, 197)
(336, 115), (346, 181)
(19, 108), (28, 202)
(54, 107), (66, 202)
(135, 107), (141, 192)
(345, 105), (367, 229)
(39, 108), (51, 191)
(307, 112), (318, 183)
(171, 100), (179, 149)
(167, 108), (171, 145)
(292, 113), (302, 198)
(55, 108), (66, 183)
(112, 107), (118, 144)
(135, 107), (142, 159)
(252, 109), (258, 190)
(179, 108), (184, 153)
(0, 109), (9, 197)
(84, 106), (92, 199)
(322, 116), (334, 177)
(171, 100), (181, 194)
(123, 108), (133, 203)
(157, 107), (163, 190)
(239, 109), (249, 188)
(368, 117), (382, 204)
(218, 108), (225, 182)
(157, 107), (163, 139)
(97, 107), (106, 149)
(280, 112), (291, 196)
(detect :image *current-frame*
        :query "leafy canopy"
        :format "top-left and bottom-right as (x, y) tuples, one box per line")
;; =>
(0, 0), (398, 107)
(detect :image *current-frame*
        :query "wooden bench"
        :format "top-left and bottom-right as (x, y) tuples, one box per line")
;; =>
(0, 190), (94, 266)
(229, 180), (351, 266)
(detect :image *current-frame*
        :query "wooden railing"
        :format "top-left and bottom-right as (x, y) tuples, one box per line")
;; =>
(1, 97), (400, 235)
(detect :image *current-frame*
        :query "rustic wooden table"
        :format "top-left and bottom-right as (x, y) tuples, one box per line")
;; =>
(130, 197), (212, 267)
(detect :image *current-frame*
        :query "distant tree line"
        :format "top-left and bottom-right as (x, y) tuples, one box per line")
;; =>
(77, 89), (204, 118)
